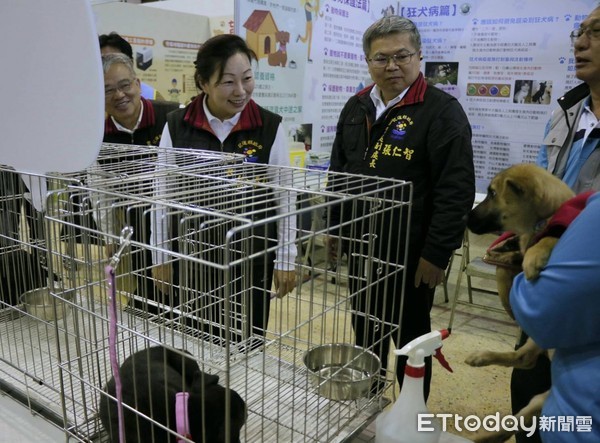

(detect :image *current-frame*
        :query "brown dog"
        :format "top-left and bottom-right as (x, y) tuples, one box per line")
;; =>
(267, 31), (290, 67)
(466, 163), (574, 314)
(463, 163), (574, 442)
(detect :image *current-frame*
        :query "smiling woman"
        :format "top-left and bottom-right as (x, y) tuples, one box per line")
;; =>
(198, 52), (255, 121)
(151, 34), (298, 344)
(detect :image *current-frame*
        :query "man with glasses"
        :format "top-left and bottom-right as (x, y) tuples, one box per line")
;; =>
(509, 6), (600, 443)
(99, 32), (165, 101)
(96, 53), (180, 311)
(328, 15), (475, 399)
(102, 53), (179, 145)
(538, 6), (600, 193)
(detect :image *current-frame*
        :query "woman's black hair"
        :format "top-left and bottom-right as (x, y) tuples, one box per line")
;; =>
(194, 34), (257, 91)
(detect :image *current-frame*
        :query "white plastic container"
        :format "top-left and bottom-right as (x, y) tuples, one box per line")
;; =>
(376, 330), (453, 443)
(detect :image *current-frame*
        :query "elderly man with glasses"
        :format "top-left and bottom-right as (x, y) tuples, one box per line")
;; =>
(328, 15), (475, 399)
(538, 6), (600, 193)
(99, 32), (165, 101)
(94, 53), (180, 311)
(102, 53), (179, 144)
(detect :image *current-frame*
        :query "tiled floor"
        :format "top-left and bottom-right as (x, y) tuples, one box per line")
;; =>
(0, 232), (519, 442)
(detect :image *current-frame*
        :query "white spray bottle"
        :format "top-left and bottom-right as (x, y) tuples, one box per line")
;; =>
(375, 329), (453, 443)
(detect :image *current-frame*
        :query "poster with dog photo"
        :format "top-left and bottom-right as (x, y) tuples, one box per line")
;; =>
(425, 61), (460, 98)
(513, 80), (533, 104)
(514, 80), (552, 105)
(530, 80), (552, 105)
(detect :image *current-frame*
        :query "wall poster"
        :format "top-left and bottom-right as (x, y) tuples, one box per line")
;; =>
(94, 2), (224, 106)
(235, 0), (597, 191)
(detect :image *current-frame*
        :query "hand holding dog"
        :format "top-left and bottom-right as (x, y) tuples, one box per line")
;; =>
(414, 257), (444, 288)
(522, 237), (559, 280)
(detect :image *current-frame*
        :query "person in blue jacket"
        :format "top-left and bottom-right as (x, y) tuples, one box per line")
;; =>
(536, 5), (600, 194)
(511, 7), (600, 441)
(510, 191), (600, 443)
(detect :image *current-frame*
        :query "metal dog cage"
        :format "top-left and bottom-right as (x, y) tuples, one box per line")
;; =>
(0, 144), (412, 442)
(0, 144), (242, 433)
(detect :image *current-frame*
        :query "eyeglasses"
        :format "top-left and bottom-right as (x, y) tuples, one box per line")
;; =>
(570, 23), (600, 45)
(105, 79), (135, 97)
(367, 52), (417, 68)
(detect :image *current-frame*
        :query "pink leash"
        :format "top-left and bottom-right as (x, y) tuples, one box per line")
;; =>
(105, 264), (125, 443)
(106, 227), (133, 443)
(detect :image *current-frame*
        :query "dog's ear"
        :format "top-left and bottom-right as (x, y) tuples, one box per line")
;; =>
(192, 370), (220, 390)
(505, 178), (525, 197)
(532, 172), (575, 218)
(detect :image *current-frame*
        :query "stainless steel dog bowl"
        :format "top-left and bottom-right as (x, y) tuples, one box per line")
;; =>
(303, 343), (381, 400)
(20, 288), (73, 321)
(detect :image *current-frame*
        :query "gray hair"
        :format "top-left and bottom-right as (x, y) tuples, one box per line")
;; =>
(362, 16), (421, 56)
(101, 52), (136, 77)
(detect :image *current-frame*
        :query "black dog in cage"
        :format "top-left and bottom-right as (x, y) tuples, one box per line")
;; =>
(99, 345), (246, 443)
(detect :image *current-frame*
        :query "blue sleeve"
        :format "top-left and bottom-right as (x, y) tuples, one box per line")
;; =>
(536, 118), (552, 168)
(509, 193), (600, 350)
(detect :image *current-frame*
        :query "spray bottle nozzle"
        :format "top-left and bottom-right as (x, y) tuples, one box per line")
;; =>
(434, 348), (453, 373)
(376, 330), (453, 442)
(394, 329), (452, 372)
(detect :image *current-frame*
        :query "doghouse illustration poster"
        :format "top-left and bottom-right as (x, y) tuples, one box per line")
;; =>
(243, 10), (291, 68)
(238, 5), (312, 149)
